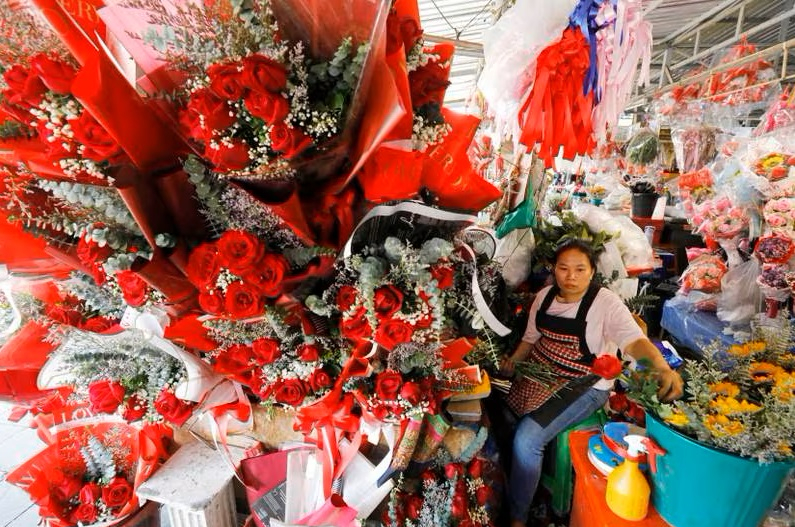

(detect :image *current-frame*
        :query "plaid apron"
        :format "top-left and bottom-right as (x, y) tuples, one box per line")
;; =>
(507, 284), (600, 425)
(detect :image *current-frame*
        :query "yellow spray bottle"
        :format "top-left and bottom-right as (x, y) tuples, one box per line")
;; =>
(605, 434), (650, 521)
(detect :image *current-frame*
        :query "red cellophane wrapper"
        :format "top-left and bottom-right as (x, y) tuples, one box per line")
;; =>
(0, 321), (58, 403)
(6, 419), (172, 527)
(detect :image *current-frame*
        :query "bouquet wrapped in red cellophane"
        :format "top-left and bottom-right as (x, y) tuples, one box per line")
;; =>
(6, 419), (171, 527)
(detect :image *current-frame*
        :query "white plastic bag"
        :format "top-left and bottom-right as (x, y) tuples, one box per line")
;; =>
(477, 0), (577, 135)
(716, 258), (761, 325)
(494, 228), (535, 289)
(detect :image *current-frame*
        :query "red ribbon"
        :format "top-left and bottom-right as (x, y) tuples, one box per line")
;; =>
(518, 28), (596, 167)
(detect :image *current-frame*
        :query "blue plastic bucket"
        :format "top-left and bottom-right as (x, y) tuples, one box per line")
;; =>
(646, 414), (794, 527)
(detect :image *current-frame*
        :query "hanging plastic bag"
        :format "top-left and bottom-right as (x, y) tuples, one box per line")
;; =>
(716, 258), (761, 325)
(494, 228), (535, 289)
(626, 128), (659, 166)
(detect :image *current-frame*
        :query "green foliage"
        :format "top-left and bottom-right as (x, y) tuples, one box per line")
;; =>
(531, 211), (614, 272)
(80, 435), (118, 485)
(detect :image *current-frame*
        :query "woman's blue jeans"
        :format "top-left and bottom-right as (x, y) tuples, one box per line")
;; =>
(509, 387), (609, 524)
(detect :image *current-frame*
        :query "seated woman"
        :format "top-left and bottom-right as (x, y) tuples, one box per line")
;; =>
(500, 239), (683, 527)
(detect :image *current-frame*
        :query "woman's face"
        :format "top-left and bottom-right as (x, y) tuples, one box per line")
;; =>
(554, 248), (594, 298)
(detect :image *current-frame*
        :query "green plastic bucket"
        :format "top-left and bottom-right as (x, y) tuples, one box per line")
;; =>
(646, 414), (794, 527)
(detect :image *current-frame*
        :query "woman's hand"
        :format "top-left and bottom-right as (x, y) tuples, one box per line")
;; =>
(500, 341), (533, 377)
(499, 355), (517, 377)
(656, 367), (684, 402)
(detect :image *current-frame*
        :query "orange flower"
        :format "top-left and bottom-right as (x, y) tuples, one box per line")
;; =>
(709, 396), (762, 415)
(749, 362), (783, 383)
(709, 381), (740, 398)
(704, 414), (745, 437)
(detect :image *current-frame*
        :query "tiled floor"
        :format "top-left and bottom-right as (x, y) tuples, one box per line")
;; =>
(0, 401), (48, 527)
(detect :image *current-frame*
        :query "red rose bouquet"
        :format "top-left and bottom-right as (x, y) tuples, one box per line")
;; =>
(6, 420), (171, 527)
(384, 457), (498, 527)
(39, 329), (195, 425)
(113, 0), (373, 182)
(203, 304), (338, 408)
(186, 228), (325, 319)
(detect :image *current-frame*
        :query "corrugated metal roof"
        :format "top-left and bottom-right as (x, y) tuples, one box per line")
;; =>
(418, 0), (493, 109)
(420, 0), (795, 110)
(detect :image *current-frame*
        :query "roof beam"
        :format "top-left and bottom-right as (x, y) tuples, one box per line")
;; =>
(424, 33), (484, 58)
(654, 0), (748, 46)
(670, 5), (795, 71)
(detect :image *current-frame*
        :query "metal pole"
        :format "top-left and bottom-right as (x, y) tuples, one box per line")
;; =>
(735, 3), (746, 38)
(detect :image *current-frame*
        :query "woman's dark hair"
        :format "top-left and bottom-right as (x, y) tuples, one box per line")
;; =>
(553, 239), (598, 270)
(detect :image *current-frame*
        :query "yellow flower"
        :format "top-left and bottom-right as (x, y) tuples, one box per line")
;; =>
(710, 396), (762, 415)
(778, 442), (793, 456)
(727, 341), (765, 357)
(664, 410), (689, 427)
(761, 154), (785, 170)
(749, 362), (783, 383)
(709, 381), (740, 398)
(704, 414), (745, 437)
(772, 371), (795, 402)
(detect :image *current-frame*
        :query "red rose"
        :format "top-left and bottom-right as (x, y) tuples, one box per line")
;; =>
(122, 394), (147, 421)
(101, 477), (132, 509)
(198, 288), (225, 315)
(430, 264), (454, 289)
(114, 270), (148, 307)
(375, 370), (402, 401)
(50, 470), (82, 502)
(476, 485), (490, 506)
(370, 403), (389, 421)
(627, 402), (646, 426)
(406, 495), (423, 520)
(180, 87), (236, 140)
(340, 306), (372, 341)
(308, 368), (333, 392)
(154, 389), (195, 425)
(591, 354), (623, 380)
(81, 316), (116, 333)
(251, 337), (281, 365)
(269, 122), (312, 159)
(79, 482), (101, 504)
(296, 343), (320, 362)
(214, 344), (256, 374)
(409, 63), (449, 108)
(444, 462), (464, 479)
(187, 242), (221, 287)
(244, 90), (289, 124)
(30, 53), (76, 94)
(609, 391), (630, 413)
(88, 379), (125, 413)
(207, 61), (246, 100)
(204, 138), (251, 172)
(241, 54), (288, 93)
(336, 285), (359, 311)
(399, 381), (422, 405)
(274, 378), (307, 406)
(375, 318), (414, 350)
(451, 492), (468, 519)
(373, 284), (403, 319)
(420, 469), (436, 482)
(45, 304), (82, 327)
(242, 253), (288, 297)
(3, 64), (46, 105)
(70, 503), (98, 524)
(217, 230), (264, 275)
(77, 236), (112, 267)
(70, 111), (124, 162)
(467, 458), (483, 479)
(225, 281), (262, 319)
